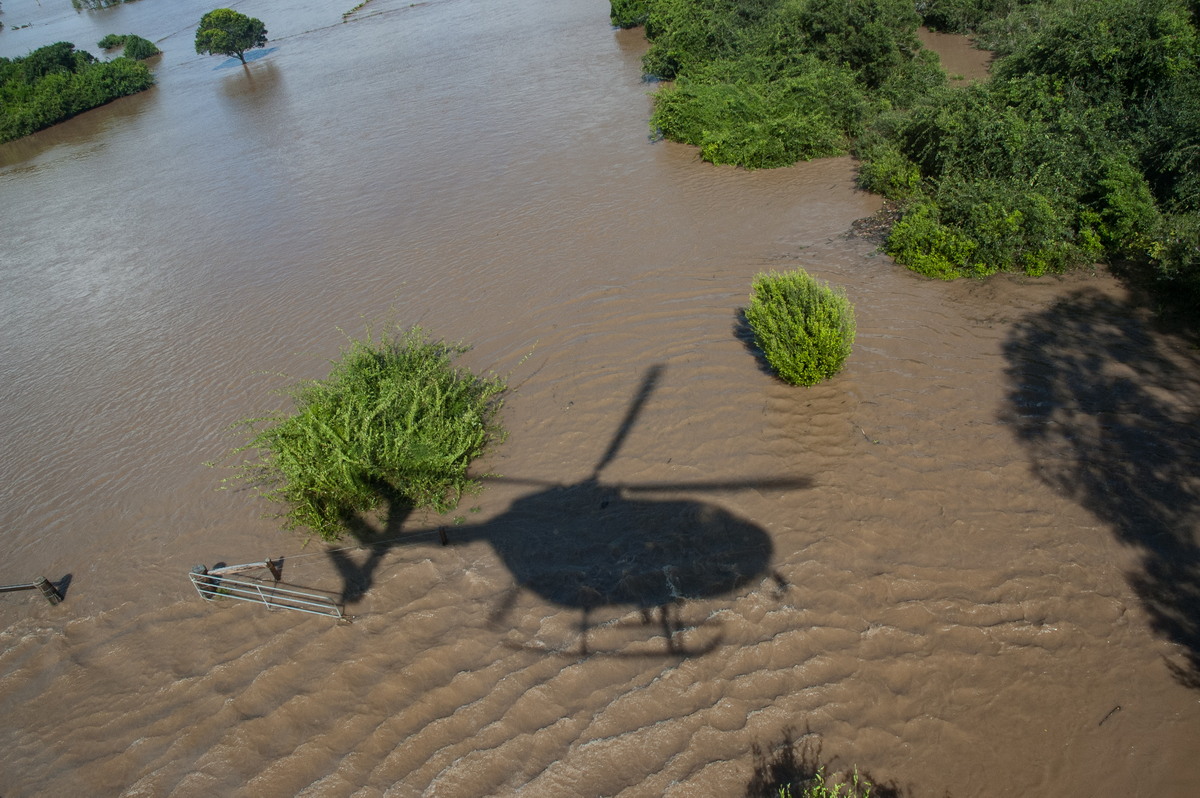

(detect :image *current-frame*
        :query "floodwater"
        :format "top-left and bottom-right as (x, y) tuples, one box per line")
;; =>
(2, 1), (1199, 796)
(916, 27), (993, 84)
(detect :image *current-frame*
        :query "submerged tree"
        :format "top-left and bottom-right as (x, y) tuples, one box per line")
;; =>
(194, 9), (267, 65)
(98, 34), (161, 61)
(225, 326), (507, 542)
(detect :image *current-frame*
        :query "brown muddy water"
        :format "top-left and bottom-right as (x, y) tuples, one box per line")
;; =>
(2, 2), (1199, 796)
(915, 27), (992, 85)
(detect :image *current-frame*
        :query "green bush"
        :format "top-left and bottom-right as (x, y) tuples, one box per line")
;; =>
(0, 42), (154, 143)
(855, 138), (922, 200)
(636, 0), (932, 166)
(746, 269), (856, 386)
(620, 0), (1200, 299)
(122, 35), (161, 60)
(870, 72), (1173, 276)
(766, 0), (923, 89)
(227, 326), (507, 542)
(610, 0), (651, 28)
(920, 0), (1033, 34)
(885, 201), (980, 279)
(651, 56), (864, 167)
(97, 34), (160, 60)
(1151, 213), (1200, 294)
(993, 0), (1198, 104)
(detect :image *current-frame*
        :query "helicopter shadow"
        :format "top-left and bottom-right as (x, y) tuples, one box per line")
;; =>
(330, 364), (811, 656)
(326, 481), (415, 604)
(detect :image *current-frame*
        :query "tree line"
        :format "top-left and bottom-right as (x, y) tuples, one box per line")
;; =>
(0, 7), (270, 145)
(0, 41), (154, 144)
(614, 0), (1200, 298)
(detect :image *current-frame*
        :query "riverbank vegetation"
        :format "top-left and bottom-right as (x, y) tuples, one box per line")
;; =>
(746, 270), (856, 386)
(224, 327), (507, 542)
(615, 0), (1200, 298)
(97, 34), (160, 60)
(0, 41), (154, 144)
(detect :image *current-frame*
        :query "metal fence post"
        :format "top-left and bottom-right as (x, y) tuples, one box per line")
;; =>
(33, 576), (61, 605)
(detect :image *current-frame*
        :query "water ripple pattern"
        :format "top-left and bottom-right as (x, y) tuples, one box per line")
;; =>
(2, 1), (1199, 797)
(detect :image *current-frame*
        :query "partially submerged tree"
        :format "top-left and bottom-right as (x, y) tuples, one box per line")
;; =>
(225, 326), (507, 542)
(194, 9), (267, 65)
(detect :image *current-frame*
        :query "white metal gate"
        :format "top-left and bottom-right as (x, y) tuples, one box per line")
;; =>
(190, 561), (344, 620)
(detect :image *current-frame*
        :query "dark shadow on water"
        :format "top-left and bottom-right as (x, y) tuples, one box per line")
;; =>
(746, 728), (907, 798)
(455, 481), (782, 610)
(327, 364), (810, 656)
(214, 47), (278, 70)
(734, 309), (778, 378)
(327, 485), (413, 604)
(1001, 287), (1200, 687)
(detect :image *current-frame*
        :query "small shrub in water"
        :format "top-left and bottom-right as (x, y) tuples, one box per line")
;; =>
(97, 34), (160, 60)
(746, 269), (856, 386)
(226, 326), (506, 541)
(121, 35), (161, 61)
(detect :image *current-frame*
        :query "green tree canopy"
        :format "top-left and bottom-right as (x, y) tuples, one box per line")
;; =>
(226, 326), (507, 542)
(194, 9), (267, 65)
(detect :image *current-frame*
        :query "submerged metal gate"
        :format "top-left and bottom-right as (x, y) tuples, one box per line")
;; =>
(189, 560), (344, 620)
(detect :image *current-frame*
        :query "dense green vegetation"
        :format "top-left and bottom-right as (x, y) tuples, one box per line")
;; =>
(97, 34), (161, 61)
(226, 327), (507, 542)
(195, 8), (268, 65)
(616, 0), (1200, 296)
(627, 0), (941, 167)
(746, 269), (856, 386)
(0, 41), (154, 144)
(873, 0), (1200, 284)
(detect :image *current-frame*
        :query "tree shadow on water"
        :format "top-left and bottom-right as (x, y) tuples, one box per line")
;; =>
(1000, 287), (1200, 687)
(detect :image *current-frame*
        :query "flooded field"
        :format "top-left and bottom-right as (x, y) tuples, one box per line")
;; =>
(2, 1), (1199, 795)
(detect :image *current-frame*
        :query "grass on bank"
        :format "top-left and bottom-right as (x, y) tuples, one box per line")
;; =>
(224, 326), (507, 542)
(746, 269), (857, 387)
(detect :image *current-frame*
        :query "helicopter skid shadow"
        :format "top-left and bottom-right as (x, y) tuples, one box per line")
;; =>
(501, 601), (727, 659)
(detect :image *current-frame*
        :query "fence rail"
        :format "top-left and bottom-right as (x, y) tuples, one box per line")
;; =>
(190, 562), (344, 620)
(0, 576), (63, 605)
